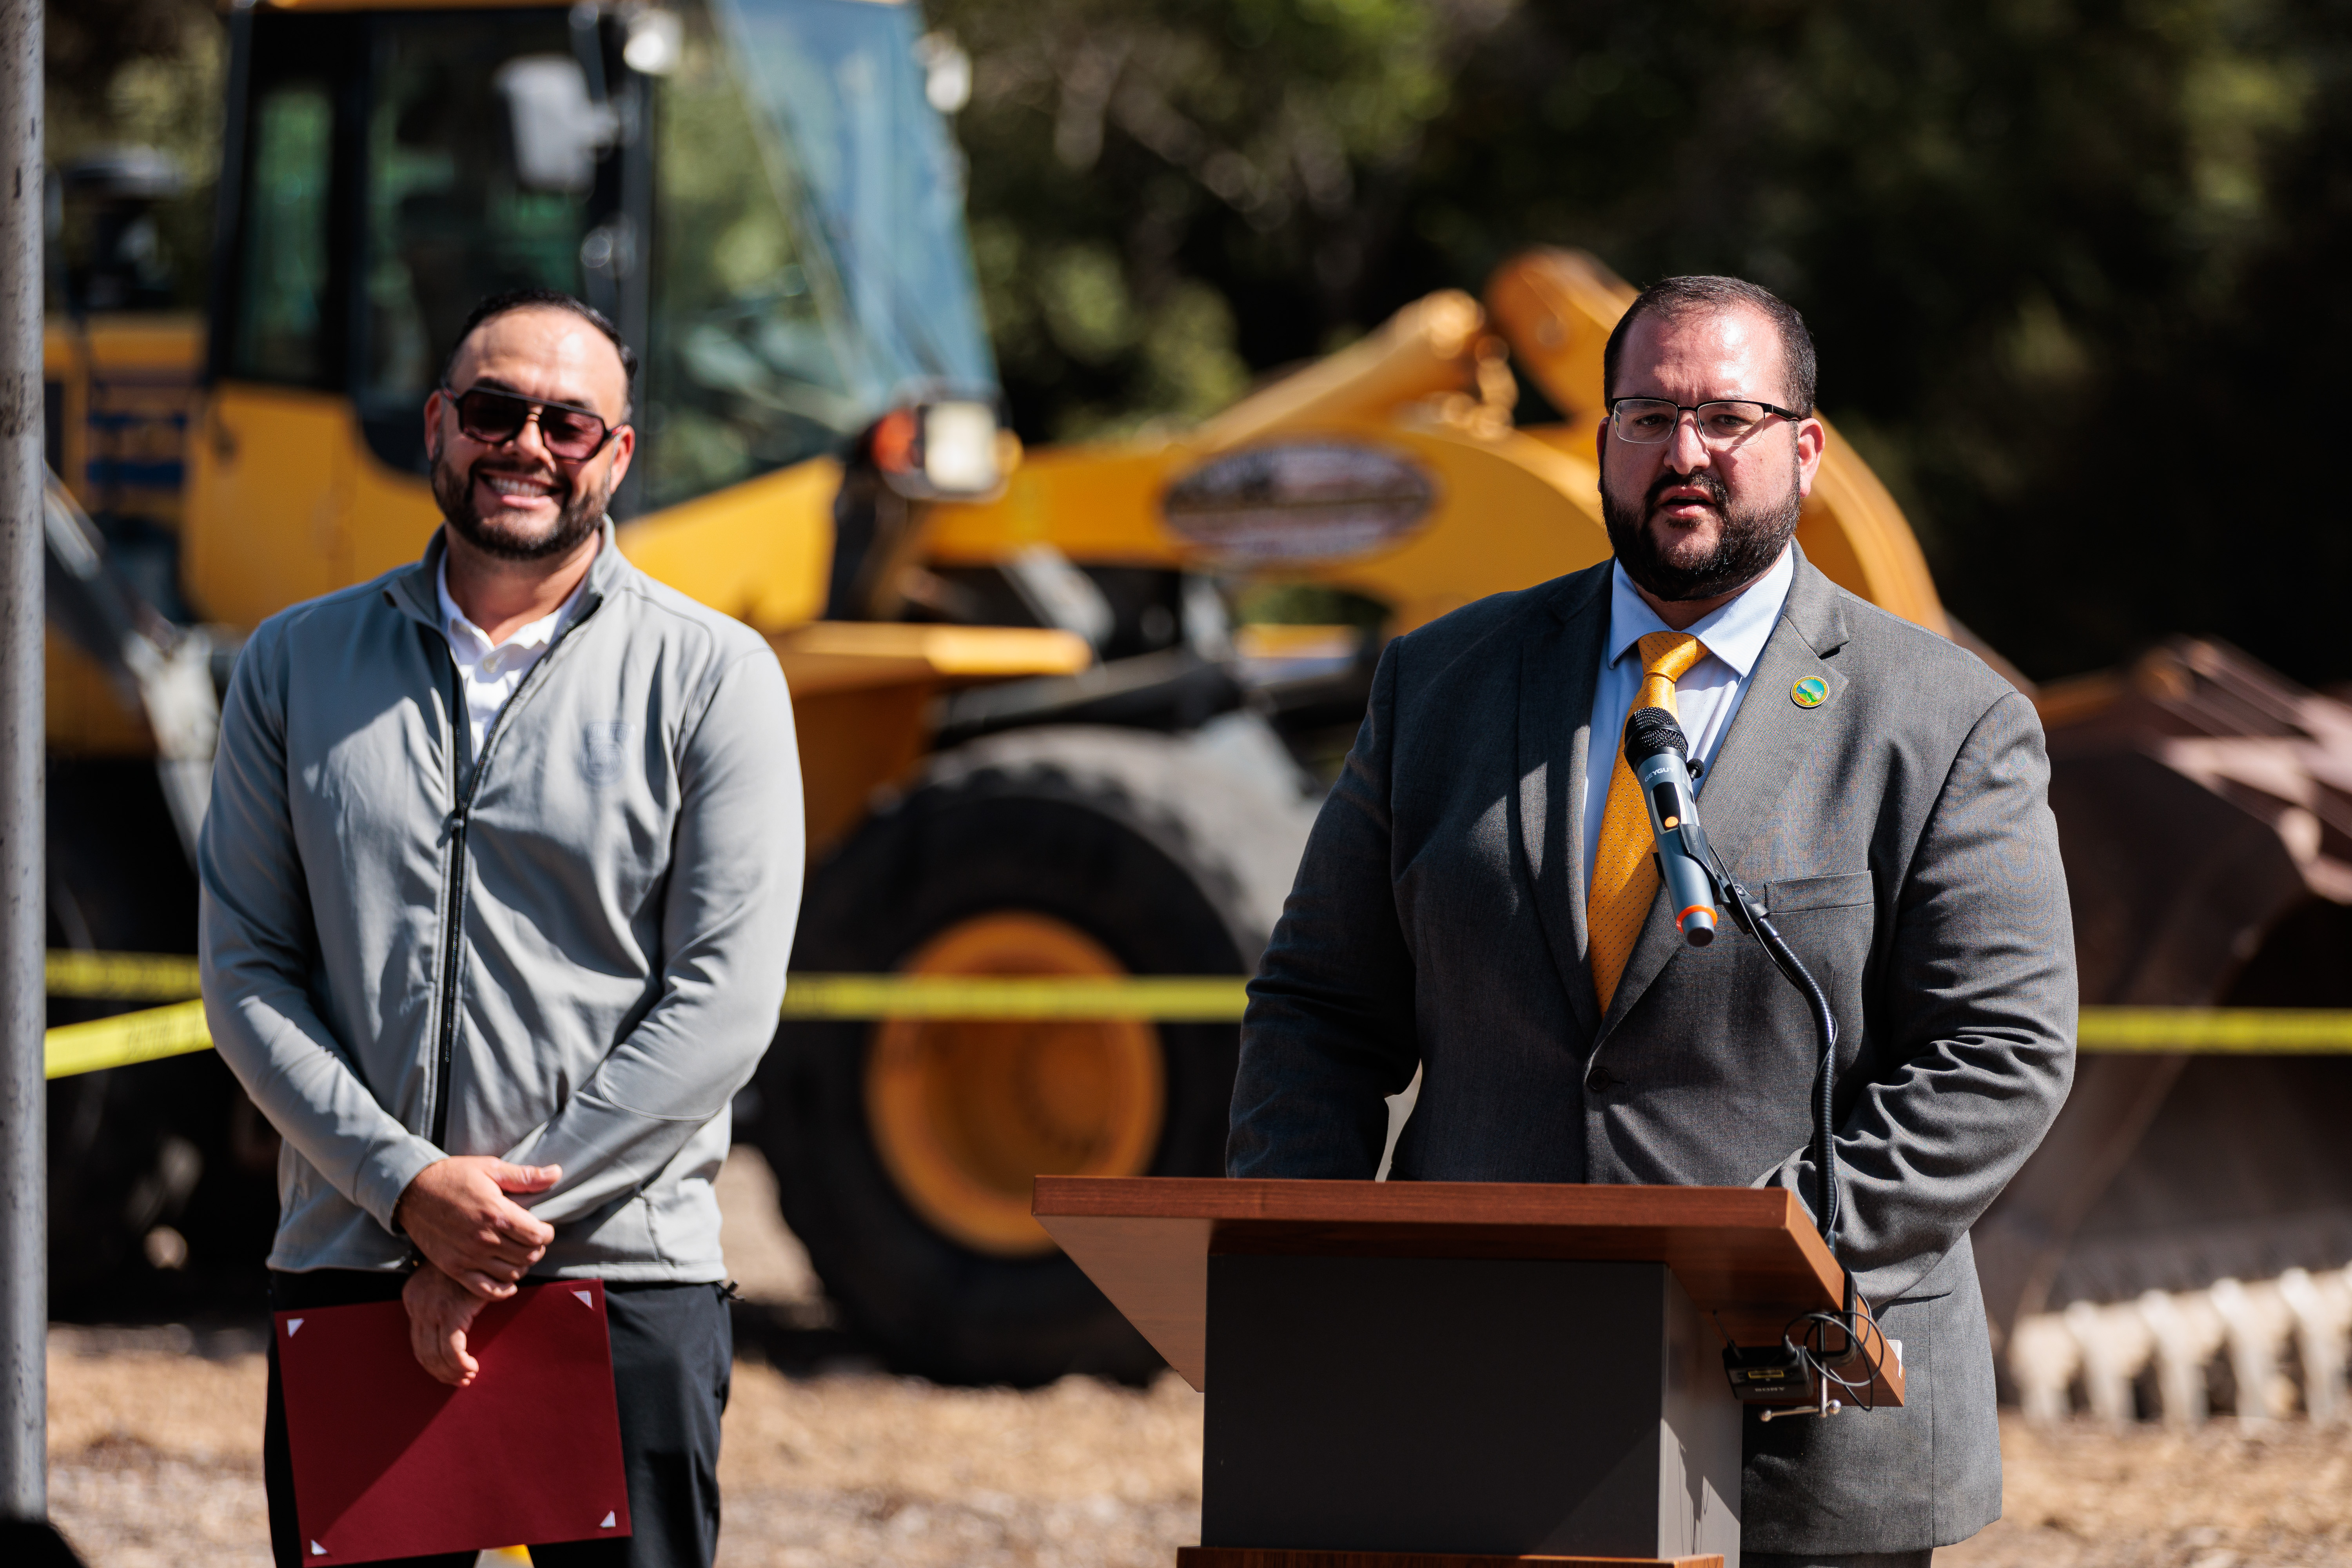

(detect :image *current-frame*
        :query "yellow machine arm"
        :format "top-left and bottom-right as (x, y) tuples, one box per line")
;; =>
(925, 248), (1949, 636)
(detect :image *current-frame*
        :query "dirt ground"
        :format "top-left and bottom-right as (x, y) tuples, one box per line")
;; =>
(46, 1332), (1203, 1568)
(44, 1152), (2352, 1566)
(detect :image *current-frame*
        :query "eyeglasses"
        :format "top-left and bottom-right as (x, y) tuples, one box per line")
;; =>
(439, 383), (622, 462)
(1607, 397), (1805, 448)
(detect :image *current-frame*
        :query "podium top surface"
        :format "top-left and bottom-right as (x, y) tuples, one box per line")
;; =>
(1033, 1178), (1846, 1392)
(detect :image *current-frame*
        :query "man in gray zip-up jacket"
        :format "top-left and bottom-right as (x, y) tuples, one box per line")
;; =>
(200, 290), (802, 1568)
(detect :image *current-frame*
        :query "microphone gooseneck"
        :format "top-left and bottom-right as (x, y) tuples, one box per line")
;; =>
(1704, 852), (1843, 1259)
(1618, 707), (1878, 1413)
(1620, 707), (1843, 1259)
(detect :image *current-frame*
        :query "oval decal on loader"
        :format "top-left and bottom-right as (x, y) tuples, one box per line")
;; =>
(1160, 441), (1437, 566)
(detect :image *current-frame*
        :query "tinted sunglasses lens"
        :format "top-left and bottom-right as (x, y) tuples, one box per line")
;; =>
(538, 408), (607, 459)
(453, 389), (531, 444)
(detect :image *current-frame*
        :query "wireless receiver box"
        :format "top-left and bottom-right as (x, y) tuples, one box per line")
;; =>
(1723, 1343), (1818, 1404)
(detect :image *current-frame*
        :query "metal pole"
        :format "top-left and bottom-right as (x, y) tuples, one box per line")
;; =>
(0, 0), (42, 1523)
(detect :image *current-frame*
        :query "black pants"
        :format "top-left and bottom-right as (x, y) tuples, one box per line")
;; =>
(265, 1270), (732, 1568)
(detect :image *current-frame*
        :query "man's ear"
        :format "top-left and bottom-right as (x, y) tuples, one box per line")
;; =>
(1794, 415), (1826, 498)
(603, 424), (636, 490)
(423, 388), (445, 463)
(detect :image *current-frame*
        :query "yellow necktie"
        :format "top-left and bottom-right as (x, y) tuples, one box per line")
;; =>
(1590, 630), (1709, 1010)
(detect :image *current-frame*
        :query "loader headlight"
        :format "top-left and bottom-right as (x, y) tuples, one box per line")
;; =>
(1160, 440), (1437, 566)
(622, 7), (684, 76)
(872, 400), (1007, 500)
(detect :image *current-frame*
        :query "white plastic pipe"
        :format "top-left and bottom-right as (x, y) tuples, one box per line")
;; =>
(2210, 1278), (2294, 1424)
(2009, 1312), (2082, 1426)
(2065, 1299), (2154, 1425)
(2276, 1267), (2351, 1424)
(2138, 1289), (2225, 1426)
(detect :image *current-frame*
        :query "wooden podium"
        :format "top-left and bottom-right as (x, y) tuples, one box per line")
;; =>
(1033, 1178), (1904, 1568)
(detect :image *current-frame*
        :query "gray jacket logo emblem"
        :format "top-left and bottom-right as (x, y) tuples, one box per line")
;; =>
(582, 722), (631, 784)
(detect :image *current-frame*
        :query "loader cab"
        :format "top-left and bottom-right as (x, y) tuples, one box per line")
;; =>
(189, 0), (998, 629)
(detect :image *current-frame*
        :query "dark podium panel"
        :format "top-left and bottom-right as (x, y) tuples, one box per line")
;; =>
(1206, 1256), (1738, 1559)
(1035, 1177), (1904, 1568)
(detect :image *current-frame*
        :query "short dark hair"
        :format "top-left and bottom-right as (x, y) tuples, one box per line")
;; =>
(440, 287), (638, 405)
(1601, 275), (1817, 416)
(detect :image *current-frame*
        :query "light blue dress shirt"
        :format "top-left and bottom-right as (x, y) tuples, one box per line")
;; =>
(1580, 545), (1796, 881)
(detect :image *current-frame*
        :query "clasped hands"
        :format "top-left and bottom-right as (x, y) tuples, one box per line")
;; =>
(394, 1156), (561, 1387)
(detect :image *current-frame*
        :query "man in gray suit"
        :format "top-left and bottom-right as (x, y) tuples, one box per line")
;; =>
(1228, 276), (2077, 1567)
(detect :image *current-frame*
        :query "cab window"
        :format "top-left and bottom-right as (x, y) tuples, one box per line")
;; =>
(357, 10), (616, 469)
(641, 3), (853, 510)
(227, 80), (336, 385)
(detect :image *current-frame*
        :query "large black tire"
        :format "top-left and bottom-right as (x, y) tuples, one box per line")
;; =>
(46, 760), (279, 1316)
(759, 720), (1316, 1385)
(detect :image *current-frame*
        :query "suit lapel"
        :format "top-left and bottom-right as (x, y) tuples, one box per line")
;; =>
(1517, 565), (1610, 1037)
(1596, 549), (1853, 1039)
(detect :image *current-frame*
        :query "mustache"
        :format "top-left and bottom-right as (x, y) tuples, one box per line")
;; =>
(1600, 459), (1801, 604)
(430, 443), (606, 561)
(1645, 467), (1728, 515)
(467, 454), (571, 499)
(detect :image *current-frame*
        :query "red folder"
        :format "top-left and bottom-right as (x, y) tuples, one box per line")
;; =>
(276, 1279), (632, 1563)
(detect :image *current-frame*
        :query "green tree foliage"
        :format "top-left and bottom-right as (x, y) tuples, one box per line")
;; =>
(939, 0), (2342, 683)
(46, 0), (223, 312)
(938, 0), (1514, 439)
(1410, 0), (2328, 683)
(47, 0), (209, 110)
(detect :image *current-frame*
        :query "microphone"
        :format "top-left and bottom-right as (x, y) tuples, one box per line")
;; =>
(1624, 708), (1844, 1259)
(1622, 706), (1717, 946)
(1620, 708), (1860, 1396)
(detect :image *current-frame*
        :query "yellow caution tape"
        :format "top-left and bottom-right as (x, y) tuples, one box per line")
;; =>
(46, 949), (203, 1000)
(38, 958), (1251, 1079)
(45, 1000), (214, 1080)
(777, 973), (1248, 1021)
(2074, 1007), (2352, 1053)
(40, 951), (2352, 1078)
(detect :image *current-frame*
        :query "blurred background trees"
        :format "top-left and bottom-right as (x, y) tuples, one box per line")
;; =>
(46, 0), (2352, 686)
(47, 0), (221, 309)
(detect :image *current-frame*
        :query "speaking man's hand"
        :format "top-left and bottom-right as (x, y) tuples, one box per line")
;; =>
(393, 1156), (561, 1298)
(403, 1261), (488, 1386)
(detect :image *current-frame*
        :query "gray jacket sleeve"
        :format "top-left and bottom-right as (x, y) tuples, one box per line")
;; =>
(504, 647), (804, 1223)
(199, 623), (447, 1232)
(1759, 688), (2078, 1301)
(1227, 643), (1421, 1176)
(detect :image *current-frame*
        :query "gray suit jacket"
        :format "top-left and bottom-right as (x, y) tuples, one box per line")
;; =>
(1228, 550), (2077, 1555)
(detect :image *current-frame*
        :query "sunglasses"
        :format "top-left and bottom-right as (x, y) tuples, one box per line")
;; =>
(439, 383), (622, 462)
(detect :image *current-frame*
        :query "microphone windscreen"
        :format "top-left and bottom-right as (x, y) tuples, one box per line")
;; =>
(1624, 706), (1690, 768)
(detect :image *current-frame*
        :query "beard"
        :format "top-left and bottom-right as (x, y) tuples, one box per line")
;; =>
(1601, 459), (1803, 602)
(431, 449), (611, 562)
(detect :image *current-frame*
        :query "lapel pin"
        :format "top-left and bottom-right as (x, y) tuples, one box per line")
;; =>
(1791, 676), (1829, 709)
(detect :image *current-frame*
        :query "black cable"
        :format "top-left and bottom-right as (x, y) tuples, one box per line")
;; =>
(1704, 849), (1841, 1256)
(1766, 919), (1840, 1250)
(1629, 715), (1878, 1418)
(1782, 1306), (1887, 1413)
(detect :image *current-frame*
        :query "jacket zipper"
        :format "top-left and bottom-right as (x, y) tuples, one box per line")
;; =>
(430, 648), (468, 1149)
(423, 596), (604, 1151)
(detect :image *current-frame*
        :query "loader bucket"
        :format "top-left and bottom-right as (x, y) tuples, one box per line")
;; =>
(1975, 639), (2352, 1368)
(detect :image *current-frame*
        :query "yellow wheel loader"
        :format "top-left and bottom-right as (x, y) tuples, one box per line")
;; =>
(45, 0), (2352, 1393)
